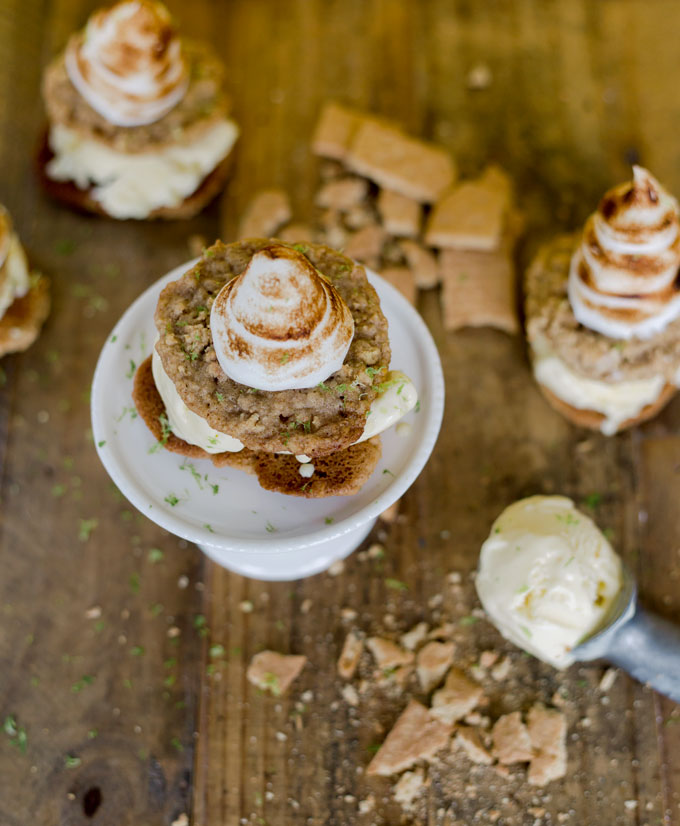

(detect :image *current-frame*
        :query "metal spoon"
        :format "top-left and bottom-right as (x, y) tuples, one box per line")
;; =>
(574, 563), (680, 702)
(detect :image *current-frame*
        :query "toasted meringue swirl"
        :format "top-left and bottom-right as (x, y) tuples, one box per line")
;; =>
(568, 166), (680, 340)
(65, 0), (189, 127)
(210, 245), (355, 391)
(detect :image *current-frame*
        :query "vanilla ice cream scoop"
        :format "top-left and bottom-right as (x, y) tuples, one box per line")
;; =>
(65, 0), (189, 127)
(210, 245), (355, 391)
(476, 495), (622, 668)
(476, 495), (680, 702)
(568, 166), (680, 340)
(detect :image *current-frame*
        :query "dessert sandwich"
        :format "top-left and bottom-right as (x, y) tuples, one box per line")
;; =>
(0, 205), (49, 358)
(133, 239), (418, 497)
(525, 166), (680, 434)
(39, 0), (239, 220)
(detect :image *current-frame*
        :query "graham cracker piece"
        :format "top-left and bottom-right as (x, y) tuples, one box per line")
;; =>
(338, 631), (364, 680)
(311, 101), (364, 161)
(527, 704), (567, 786)
(254, 438), (381, 498)
(455, 726), (493, 765)
(366, 699), (454, 776)
(277, 222), (315, 244)
(393, 768), (426, 811)
(377, 189), (421, 238)
(400, 622), (429, 652)
(399, 240), (439, 289)
(416, 641), (456, 692)
(430, 668), (483, 725)
(344, 224), (386, 267)
(238, 189), (292, 239)
(316, 177), (368, 211)
(380, 267), (416, 306)
(346, 119), (456, 203)
(491, 711), (533, 765)
(424, 167), (511, 251)
(366, 637), (414, 670)
(0, 275), (50, 357)
(439, 247), (519, 334)
(246, 650), (307, 696)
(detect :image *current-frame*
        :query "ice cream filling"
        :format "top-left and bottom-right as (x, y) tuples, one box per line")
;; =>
(46, 119), (238, 219)
(0, 209), (30, 320)
(151, 349), (417, 455)
(476, 495), (623, 668)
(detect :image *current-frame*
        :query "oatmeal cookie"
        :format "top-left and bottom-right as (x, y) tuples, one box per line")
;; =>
(42, 40), (231, 153)
(155, 239), (391, 458)
(0, 276), (50, 358)
(525, 234), (680, 383)
(133, 354), (382, 497)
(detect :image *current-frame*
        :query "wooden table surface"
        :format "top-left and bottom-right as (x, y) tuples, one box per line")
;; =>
(2, 1), (680, 824)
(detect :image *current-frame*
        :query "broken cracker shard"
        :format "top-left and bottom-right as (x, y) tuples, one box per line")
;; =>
(337, 630), (364, 680)
(246, 650), (307, 696)
(367, 699), (453, 776)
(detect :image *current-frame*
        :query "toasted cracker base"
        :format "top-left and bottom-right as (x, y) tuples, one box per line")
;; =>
(132, 356), (382, 497)
(37, 131), (234, 220)
(0, 276), (50, 357)
(537, 381), (678, 433)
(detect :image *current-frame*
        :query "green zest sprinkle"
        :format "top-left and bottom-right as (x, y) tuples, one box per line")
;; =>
(55, 239), (76, 255)
(4, 715), (27, 753)
(130, 645), (145, 656)
(78, 518), (98, 542)
(125, 359), (136, 379)
(324, 517), (334, 525)
(129, 572), (140, 594)
(209, 644), (225, 658)
(583, 492), (602, 510)
(164, 493), (179, 507)
(262, 672), (281, 696)
(215, 391), (225, 402)
(385, 578), (408, 591)
(459, 615), (479, 626)
(148, 548), (164, 564)
(265, 521), (277, 533)
(382, 469), (395, 477)
(280, 352), (290, 364)
(64, 755), (81, 769)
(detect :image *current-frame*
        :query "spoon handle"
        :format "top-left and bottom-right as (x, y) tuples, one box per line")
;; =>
(607, 605), (680, 703)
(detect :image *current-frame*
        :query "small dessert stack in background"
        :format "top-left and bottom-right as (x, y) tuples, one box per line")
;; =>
(230, 101), (522, 333)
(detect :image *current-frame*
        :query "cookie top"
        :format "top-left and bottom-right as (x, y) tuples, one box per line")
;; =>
(155, 239), (391, 457)
(525, 234), (680, 383)
(42, 39), (230, 153)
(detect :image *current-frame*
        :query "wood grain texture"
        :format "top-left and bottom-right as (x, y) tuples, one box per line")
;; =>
(0, 1), (678, 825)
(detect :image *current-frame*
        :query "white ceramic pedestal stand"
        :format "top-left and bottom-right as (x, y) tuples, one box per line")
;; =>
(91, 260), (445, 581)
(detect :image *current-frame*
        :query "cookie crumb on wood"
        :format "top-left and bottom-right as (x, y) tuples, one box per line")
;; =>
(399, 239), (440, 289)
(346, 119), (456, 204)
(416, 641), (456, 692)
(455, 725), (493, 765)
(393, 768), (427, 811)
(367, 699), (453, 776)
(491, 711), (533, 765)
(238, 189), (292, 239)
(377, 189), (421, 238)
(430, 668), (483, 724)
(246, 650), (306, 696)
(527, 704), (567, 786)
(366, 636), (414, 670)
(338, 630), (364, 680)
(316, 177), (368, 211)
(400, 621), (429, 652)
(439, 246), (518, 334)
(312, 101), (364, 160)
(380, 266), (416, 306)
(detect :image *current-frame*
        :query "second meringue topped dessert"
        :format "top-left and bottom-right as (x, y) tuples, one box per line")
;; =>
(132, 240), (418, 497)
(525, 167), (680, 434)
(40, 0), (239, 220)
(0, 205), (50, 358)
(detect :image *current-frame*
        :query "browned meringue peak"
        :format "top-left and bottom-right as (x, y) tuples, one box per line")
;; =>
(65, 0), (189, 128)
(210, 244), (355, 391)
(568, 166), (680, 340)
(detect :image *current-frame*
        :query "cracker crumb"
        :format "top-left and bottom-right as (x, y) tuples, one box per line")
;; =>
(358, 795), (375, 814)
(316, 177), (368, 211)
(599, 668), (618, 692)
(400, 621), (430, 651)
(380, 500), (400, 523)
(455, 726), (493, 765)
(367, 543), (386, 559)
(311, 101), (364, 160)
(393, 767), (426, 811)
(491, 656), (511, 681)
(85, 605), (102, 619)
(338, 630), (364, 680)
(340, 607), (358, 622)
(238, 189), (292, 239)
(466, 62), (493, 90)
(347, 119), (456, 203)
(399, 239), (439, 289)
(479, 650), (499, 669)
(341, 683), (360, 707)
(377, 189), (421, 238)
(367, 699), (453, 776)
(491, 711), (533, 764)
(300, 598), (313, 614)
(239, 600), (254, 613)
(328, 559), (345, 577)
(527, 704), (567, 786)
(431, 668), (483, 724)
(246, 650), (307, 696)
(416, 641), (456, 692)
(366, 637), (414, 670)
(171, 815), (189, 826)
